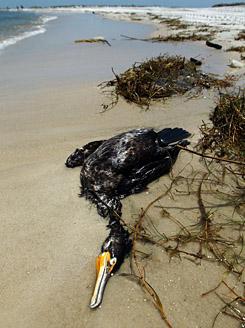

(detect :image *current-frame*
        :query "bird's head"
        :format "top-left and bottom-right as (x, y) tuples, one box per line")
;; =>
(90, 251), (117, 309)
(90, 220), (132, 309)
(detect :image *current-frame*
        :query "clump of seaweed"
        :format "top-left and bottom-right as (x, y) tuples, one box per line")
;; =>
(121, 32), (213, 43)
(160, 17), (190, 29)
(198, 90), (245, 169)
(226, 46), (245, 53)
(100, 55), (234, 109)
(74, 36), (111, 46)
(235, 30), (245, 41)
(151, 33), (213, 42)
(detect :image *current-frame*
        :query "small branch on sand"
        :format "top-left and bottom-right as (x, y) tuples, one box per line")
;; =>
(177, 145), (245, 166)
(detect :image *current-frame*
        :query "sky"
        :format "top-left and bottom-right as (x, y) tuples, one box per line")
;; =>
(0, 0), (243, 8)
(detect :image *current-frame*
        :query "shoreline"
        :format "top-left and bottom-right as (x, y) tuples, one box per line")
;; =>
(1, 6), (244, 67)
(0, 9), (244, 328)
(0, 12), (58, 51)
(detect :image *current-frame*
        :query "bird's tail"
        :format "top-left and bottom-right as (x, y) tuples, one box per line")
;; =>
(157, 127), (191, 146)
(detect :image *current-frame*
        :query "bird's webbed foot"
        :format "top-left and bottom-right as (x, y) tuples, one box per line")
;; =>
(65, 140), (105, 168)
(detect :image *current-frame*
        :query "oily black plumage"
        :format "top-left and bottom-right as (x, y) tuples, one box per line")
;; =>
(66, 127), (190, 219)
(101, 219), (132, 273)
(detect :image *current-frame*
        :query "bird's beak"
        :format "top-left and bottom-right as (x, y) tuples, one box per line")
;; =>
(90, 252), (117, 309)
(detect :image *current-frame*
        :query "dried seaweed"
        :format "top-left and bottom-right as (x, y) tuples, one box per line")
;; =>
(197, 90), (245, 173)
(121, 32), (213, 42)
(145, 176), (244, 275)
(130, 206), (174, 327)
(159, 17), (190, 29)
(202, 280), (245, 327)
(74, 37), (111, 46)
(226, 46), (245, 53)
(120, 155), (244, 324)
(235, 30), (245, 41)
(100, 55), (234, 109)
(152, 33), (213, 42)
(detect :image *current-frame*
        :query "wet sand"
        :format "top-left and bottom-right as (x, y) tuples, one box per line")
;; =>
(0, 12), (243, 328)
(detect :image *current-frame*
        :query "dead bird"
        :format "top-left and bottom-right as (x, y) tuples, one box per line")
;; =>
(66, 127), (190, 308)
(66, 127), (190, 217)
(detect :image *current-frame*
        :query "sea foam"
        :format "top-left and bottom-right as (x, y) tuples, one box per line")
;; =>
(0, 15), (57, 51)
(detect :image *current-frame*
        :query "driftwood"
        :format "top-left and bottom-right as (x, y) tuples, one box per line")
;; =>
(206, 40), (222, 49)
(190, 57), (202, 66)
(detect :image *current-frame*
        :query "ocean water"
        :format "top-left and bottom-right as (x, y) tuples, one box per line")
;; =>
(0, 11), (230, 97)
(0, 0), (243, 51)
(0, 10), (57, 50)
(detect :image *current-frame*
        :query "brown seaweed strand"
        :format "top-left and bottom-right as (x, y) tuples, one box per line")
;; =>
(177, 145), (245, 166)
(132, 198), (174, 327)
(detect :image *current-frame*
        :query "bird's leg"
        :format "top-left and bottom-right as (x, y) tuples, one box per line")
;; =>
(65, 140), (105, 168)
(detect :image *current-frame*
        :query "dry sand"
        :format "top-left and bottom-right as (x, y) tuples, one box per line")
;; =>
(0, 12), (244, 328)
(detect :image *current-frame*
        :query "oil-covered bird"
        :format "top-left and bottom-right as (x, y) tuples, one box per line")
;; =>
(66, 127), (190, 308)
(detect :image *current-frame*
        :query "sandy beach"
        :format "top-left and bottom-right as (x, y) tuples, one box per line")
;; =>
(0, 9), (244, 328)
